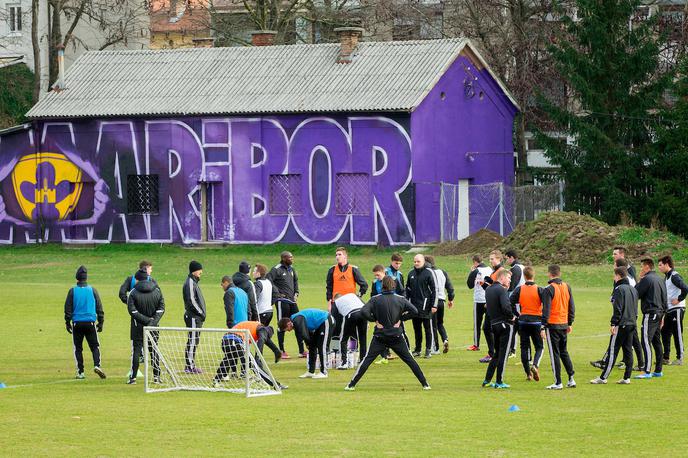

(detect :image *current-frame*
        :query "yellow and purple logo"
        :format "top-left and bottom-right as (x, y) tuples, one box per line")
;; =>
(11, 152), (84, 222)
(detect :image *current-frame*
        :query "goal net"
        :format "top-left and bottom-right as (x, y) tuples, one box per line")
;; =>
(144, 327), (282, 397)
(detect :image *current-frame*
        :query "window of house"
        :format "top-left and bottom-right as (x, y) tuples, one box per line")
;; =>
(8, 4), (21, 33)
(269, 174), (302, 215)
(127, 174), (159, 214)
(335, 173), (370, 216)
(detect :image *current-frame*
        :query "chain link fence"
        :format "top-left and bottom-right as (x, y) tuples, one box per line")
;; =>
(440, 182), (459, 242)
(440, 181), (564, 241)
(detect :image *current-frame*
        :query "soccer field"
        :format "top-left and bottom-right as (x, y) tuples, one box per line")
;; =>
(0, 245), (686, 457)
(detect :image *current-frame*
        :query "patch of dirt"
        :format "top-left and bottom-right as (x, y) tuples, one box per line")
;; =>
(433, 229), (504, 256)
(434, 211), (688, 264)
(499, 212), (619, 264)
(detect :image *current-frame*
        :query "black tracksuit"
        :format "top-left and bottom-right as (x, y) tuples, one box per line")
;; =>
(481, 264), (506, 356)
(231, 272), (259, 321)
(510, 282), (544, 376)
(182, 274), (206, 369)
(636, 270), (667, 373)
(600, 279), (644, 368)
(349, 292), (428, 387)
(292, 314), (334, 374)
(331, 296), (368, 365)
(542, 278), (576, 385)
(406, 264), (436, 354)
(429, 265), (455, 351)
(484, 283), (515, 384)
(64, 281), (105, 373)
(508, 262), (524, 354)
(467, 263), (492, 351)
(662, 269), (688, 361)
(127, 280), (165, 379)
(325, 263), (369, 302)
(267, 262), (304, 353)
(600, 279), (638, 381)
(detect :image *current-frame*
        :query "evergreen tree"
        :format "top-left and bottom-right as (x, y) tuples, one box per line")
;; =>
(645, 58), (688, 236)
(535, 0), (671, 225)
(0, 63), (35, 129)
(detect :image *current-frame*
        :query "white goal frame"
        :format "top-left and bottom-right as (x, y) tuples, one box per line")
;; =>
(144, 326), (282, 397)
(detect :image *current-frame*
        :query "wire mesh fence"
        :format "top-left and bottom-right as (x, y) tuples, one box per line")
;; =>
(439, 181), (564, 241)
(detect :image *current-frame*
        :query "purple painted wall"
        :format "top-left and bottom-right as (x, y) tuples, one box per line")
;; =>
(411, 54), (517, 240)
(0, 54), (516, 245)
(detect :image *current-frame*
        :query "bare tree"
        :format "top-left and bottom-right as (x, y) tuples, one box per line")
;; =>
(208, 0), (307, 45)
(443, 0), (574, 184)
(32, 0), (40, 100)
(47, 0), (149, 87)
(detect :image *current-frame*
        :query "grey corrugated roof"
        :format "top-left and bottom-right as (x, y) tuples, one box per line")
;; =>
(27, 38), (518, 119)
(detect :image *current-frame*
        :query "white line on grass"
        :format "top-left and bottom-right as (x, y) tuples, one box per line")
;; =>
(4, 379), (82, 389)
(569, 333), (609, 339)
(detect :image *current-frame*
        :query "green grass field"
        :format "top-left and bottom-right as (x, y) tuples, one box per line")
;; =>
(1, 245), (686, 457)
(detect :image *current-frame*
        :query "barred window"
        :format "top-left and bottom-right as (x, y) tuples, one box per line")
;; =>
(269, 174), (302, 215)
(335, 173), (370, 216)
(127, 174), (159, 214)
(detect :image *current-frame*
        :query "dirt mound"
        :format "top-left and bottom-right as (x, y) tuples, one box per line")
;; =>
(433, 229), (504, 256)
(499, 212), (619, 264)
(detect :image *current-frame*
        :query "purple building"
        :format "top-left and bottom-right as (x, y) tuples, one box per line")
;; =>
(0, 33), (518, 245)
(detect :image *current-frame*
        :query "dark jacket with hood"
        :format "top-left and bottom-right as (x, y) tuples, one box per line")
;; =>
(127, 280), (165, 339)
(231, 272), (258, 321)
(119, 272), (158, 304)
(611, 278), (638, 327)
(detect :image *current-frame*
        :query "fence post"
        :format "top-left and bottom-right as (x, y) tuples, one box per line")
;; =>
(439, 182), (445, 243)
(498, 182), (504, 236)
(558, 181), (564, 211)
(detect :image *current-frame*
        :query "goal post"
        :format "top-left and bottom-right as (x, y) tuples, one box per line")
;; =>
(143, 326), (282, 397)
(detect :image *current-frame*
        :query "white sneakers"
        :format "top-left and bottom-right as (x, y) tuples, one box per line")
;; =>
(300, 371), (328, 379)
(545, 383), (563, 390)
(566, 378), (576, 388)
(616, 378), (630, 385)
(590, 377), (607, 384)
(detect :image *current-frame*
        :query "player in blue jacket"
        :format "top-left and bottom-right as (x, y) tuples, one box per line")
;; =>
(64, 266), (106, 380)
(278, 308), (334, 379)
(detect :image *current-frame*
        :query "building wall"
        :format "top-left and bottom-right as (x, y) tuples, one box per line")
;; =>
(0, 114), (423, 245)
(0, 0), (149, 96)
(411, 53), (517, 241)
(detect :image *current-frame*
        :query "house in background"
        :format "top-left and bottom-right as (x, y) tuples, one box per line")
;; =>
(150, 0), (212, 49)
(0, 30), (518, 245)
(0, 0), (150, 96)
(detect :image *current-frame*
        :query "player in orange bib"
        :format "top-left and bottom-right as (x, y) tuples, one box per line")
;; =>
(213, 320), (286, 390)
(541, 265), (576, 390)
(326, 246), (368, 305)
(510, 266), (544, 381)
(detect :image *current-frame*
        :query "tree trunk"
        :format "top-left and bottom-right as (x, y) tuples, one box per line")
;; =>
(48, 2), (61, 88)
(515, 112), (528, 184)
(31, 0), (41, 99)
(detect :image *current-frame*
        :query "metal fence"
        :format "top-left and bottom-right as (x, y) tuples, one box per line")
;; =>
(439, 181), (564, 241)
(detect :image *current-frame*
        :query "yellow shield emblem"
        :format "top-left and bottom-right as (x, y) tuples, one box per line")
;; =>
(11, 152), (83, 222)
